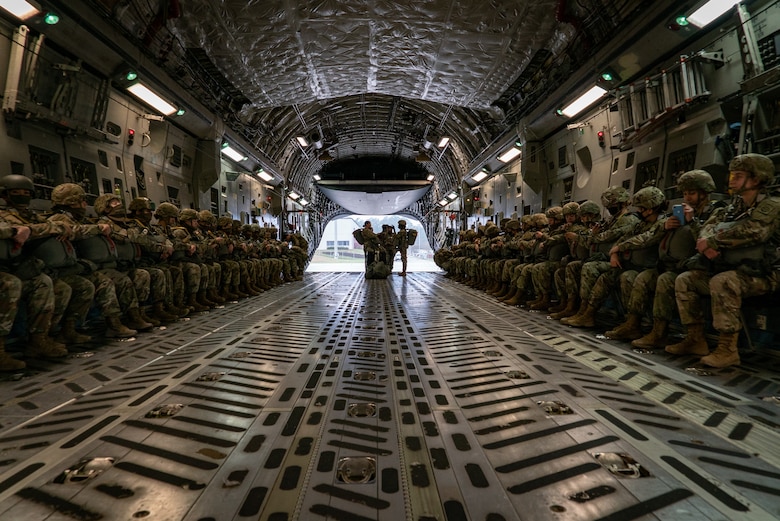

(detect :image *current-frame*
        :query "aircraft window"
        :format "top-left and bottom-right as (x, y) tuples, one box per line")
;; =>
(102, 179), (112, 194)
(115, 156), (122, 172)
(612, 157), (619, 173)
(558, 146), (567, 168)
(105, 122), (121, 136)
(98, 150), (108, 168)
(626, 151), (635, 168)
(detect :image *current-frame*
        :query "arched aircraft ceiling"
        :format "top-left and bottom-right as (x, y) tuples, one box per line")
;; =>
(55, 0), (688, 212)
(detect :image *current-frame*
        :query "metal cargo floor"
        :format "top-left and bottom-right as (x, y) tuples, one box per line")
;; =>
(1, 272), (779, 521)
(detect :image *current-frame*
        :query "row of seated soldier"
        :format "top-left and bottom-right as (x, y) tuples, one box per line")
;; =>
(0, 178), (308, 372)
(434, 153), (780, 369)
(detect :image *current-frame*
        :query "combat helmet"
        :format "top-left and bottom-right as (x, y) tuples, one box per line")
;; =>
(505, 219), (521, 232)
(217, 216), (233, 230)
(485, 223), (500, 237)
(179, 208), (199, 222)
(128, 197), (153, 213)
(520, 214), (533, 227)
(578, 200), (602, 217)
(632, 186), (666, 210)
(93, 193), (121, 215)
(198, 210), (217, 225)
(545, 206), (563, 221)
(51, 183), (86, 206)
(677, 169), (716, 193)
(531, 213), (548, 228)
(0, 174), (34, 193)
(729, 153), (776, 185)
(601, 186), (631, 207)
(154, 202), (180, 219)
(562, 201), (580, 216)
(398, 219), (407, 228)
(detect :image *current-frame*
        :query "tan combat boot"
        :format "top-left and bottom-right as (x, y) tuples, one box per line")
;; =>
(124, 307), (154, 331)
(562, 303), (597, 327)
(665, 323), (709, 356)
(530, 294), (552, 311)
(152, 301), (179, 323)
(0, 337), (26, 371)
(105, 315), (137, 338)
(548, 296), (568, 314)
(27, 333), (68, 358)
(60, 318), (92, 344)
(551, 297), (579, 320)
(560, 300), (588, 324)
(700, 332), (740, 368)
(631, 319), (668, 349)
(499, 285), (518, 302)
(139, 307), (161, 327)
(605, 314), (643, 340)
(187, 293), (209, 312)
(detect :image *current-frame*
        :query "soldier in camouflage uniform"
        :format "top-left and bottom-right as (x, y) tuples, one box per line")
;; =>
(496, 216), (533, 301)
(503, 213), (548, 306)
(528, 206), (568, 310)
(1, 175), (94, 348)
(283, 228), (308, 280)
(178, 209), (221, 308)
(48, 183), (137, 338)
(601, 186), (669, 338)
(93, 194), (167, 327)
(550, 201), (602, 319)
(562, 186), (640, 326)
(153, 203), (209, 313)
(128, 197), (188, 318)
(204, 214), (240, 300)
(631, 171), (722, 349)
(671, 154), (780, 367)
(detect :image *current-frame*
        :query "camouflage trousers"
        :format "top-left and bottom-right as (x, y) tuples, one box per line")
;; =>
(0, 272), (23, 336)
(563, 260), (583, 299)
(174, 261), (202, 295)
(21, 273), (56, 334)
(162, 264), (185, 306)
(675, 269), (775, 333)
(514, 263), (536, 296)
(501, 259), (522, 282)
(220, 259), (240, 288)
(620, 268), (657, 316)
(579, 261), (613, 301)
(86, 271), (122, 318)
(54, 274), (95, 325)
(653, 271), (679, 321)
(126, 268), (151, 304)
(100, 268), (140, 310)
(531, 260), (559, 297)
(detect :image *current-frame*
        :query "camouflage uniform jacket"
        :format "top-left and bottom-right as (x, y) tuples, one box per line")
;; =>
(126, 218), (172, 259)
(0, 206), (69, 238)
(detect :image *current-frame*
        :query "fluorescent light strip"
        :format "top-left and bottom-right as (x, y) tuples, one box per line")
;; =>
(126, 82), (177, 115)
(447, 192), (458, 200)
(498, 147), (521, 163)
(221, 145), (246, 162)
(288, 192), (300, 200)
(437, 137), (450, 148)
(687, 0), (739, 27)
(426, 174), (435, 181)
(0, 0), (40, 19)
(438, 198), (449, 206)
(258, 170), (274, 182)
(561, 85), (607, 118)
(296, 136), (309, 147)
(472, 171), (489, 182)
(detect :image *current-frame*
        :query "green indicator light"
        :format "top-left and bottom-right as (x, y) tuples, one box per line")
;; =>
(125, 71), (138, 81)
(676, 15), (689, 26)
(601, 72), (613, 82)
(176, 108), (186, 116)
(44, 12), (59, 25)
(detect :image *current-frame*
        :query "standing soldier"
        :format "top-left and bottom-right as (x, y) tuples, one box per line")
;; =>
(394, 219), (416, 276)
(48, 183), (138, 338)
(671, 154), (780, 367)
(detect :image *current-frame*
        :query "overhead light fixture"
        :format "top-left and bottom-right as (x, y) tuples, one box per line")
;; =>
(126, 82), (177, 115)
(447, 192), (458, 200)
(296, 136), (309, 147)
(257, 169), (274, 182)
(560, 85), (607, 118)
(437, 136), (450, 148)
(426, 174), (435, 181)
(473, 171), (489, 182)
(438, 198), (450, 206)
(43, 11), (59, 24)
(288, 191), (300, 200)
(422, 138), (433, 150)
(299, 199), (309, 206)
(687, 0), (739, 27)
(0, 0), (40, 19)
(221, 143), (247, 162)
(313, 174), (322, 181)
(498, 146), (522, 163)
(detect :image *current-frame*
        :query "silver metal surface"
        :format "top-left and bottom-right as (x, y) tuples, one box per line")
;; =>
(0, 272), (779, 520)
